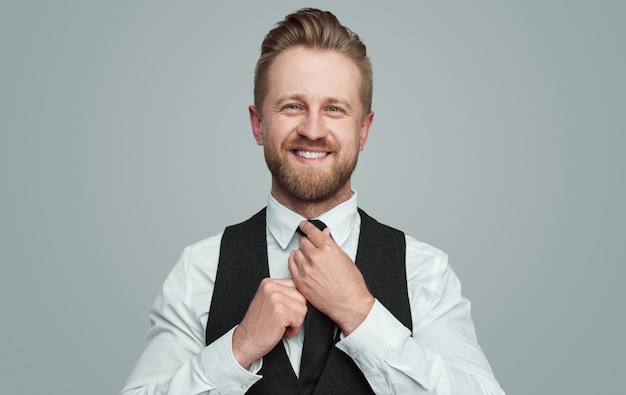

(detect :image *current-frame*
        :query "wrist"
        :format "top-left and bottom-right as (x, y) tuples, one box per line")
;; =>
(336, 294), (375, 335)
(232, 325), (257, 369)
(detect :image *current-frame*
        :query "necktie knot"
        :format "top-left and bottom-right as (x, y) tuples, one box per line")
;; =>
(296, 219), (327, 237)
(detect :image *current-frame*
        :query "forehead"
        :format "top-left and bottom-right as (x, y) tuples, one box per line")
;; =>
(265, 46), (362, 106)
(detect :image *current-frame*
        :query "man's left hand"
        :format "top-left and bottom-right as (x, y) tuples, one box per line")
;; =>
(288, 220), (375, 335)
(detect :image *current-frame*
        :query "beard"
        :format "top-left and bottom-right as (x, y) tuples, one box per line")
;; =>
(264, 135), (359, 203)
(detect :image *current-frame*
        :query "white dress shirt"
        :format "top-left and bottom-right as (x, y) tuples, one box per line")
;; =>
(121, 192), (504, 394)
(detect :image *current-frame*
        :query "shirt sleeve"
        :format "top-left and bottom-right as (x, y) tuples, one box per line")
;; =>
(335, 237), (505, 395)
(120, 239), (262, 395)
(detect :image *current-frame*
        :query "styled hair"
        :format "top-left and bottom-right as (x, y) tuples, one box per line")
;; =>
(254, 8), (372, 118)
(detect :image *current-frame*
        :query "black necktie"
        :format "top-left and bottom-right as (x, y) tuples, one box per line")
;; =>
(296, 220), (335, 394)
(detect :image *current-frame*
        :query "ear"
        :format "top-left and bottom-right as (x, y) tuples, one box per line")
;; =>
(249, 105), (264, 146)
(359, 111), (374, 151)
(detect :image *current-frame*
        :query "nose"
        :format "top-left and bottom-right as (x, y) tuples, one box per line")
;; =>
(297, 112), (328, 140)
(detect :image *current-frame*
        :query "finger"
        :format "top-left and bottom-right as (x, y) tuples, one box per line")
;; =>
(284, 326), (300, 339)
(284, 307), (307, 339)
(297, 233), (314, 254)
(288, 250), (299, 277)
(284, 321), (305, 338)
(297, 232), (332, 258)
(270, 277), (297, 288)
(288, 249), (307, 278)
(259, 278), (306, 304)
(280, 282), (308, 303)
(298, 220), (329, 247)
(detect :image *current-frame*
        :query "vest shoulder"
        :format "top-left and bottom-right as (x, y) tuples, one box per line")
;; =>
(357, 208), (404, 235)
(223, 208), (266, 232)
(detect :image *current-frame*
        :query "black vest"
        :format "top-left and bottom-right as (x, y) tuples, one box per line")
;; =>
(205, 208), (412, 394)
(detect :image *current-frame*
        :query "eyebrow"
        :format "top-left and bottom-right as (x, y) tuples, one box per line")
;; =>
(274, 94), (354, 113)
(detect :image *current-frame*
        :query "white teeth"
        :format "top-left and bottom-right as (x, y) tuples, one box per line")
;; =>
(295, 150), (328, 159)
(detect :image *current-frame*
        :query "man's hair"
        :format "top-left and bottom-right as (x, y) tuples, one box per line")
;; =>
(254, 8), (372, 118)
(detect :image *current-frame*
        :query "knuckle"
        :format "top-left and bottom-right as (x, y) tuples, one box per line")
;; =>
(321, 244), (333, 253)
(260, 278), (278, 292)
(267, 290), (282, 304)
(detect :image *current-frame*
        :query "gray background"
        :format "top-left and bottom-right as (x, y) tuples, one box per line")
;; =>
(1, 1), (624, 394)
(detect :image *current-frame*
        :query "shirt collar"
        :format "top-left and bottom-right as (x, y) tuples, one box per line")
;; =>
(267, 191), (359, 250)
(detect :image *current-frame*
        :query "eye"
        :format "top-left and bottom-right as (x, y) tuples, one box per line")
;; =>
(325, 106), (346, 116)
(284, 104), (302, 111)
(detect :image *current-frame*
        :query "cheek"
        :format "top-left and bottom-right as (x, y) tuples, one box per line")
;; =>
(266, 119), (297, 141)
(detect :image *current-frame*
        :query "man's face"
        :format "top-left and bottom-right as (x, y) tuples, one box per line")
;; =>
(250, 46), (374, 204)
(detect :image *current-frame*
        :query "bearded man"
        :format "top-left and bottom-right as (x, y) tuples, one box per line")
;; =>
(121, 8), (504, 395)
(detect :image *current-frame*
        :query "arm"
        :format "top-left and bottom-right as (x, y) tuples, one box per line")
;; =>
(290, 224), (504, 394)
(336, 238), (505, 394)
(120, 239), (262, 395)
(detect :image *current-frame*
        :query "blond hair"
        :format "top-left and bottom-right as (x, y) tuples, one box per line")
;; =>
(254, 8), (372, 118)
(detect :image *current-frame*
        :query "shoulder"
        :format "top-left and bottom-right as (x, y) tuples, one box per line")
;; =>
(403, 234), (463, 303)
(180, 232), (224, 267)
(404, 234), (450, 279)
(159, 232), (225, 302)
(404, 234), (448, 263)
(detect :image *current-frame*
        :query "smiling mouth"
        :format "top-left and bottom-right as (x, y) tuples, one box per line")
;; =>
(294, 150), (329, 159)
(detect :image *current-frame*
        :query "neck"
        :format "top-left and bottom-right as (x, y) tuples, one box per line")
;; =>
(271, 181), (353, 219)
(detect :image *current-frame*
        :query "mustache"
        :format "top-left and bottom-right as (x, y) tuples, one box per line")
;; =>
(282, 136), (339, 152)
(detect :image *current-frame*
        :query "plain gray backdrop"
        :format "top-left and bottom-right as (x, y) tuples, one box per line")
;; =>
(1, 1), (624, 394)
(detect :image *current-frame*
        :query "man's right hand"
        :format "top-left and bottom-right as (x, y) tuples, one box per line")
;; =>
(232, 278), (308, 369)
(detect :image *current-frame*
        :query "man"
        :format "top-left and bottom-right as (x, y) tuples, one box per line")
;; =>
(121, 8), (504, 395)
